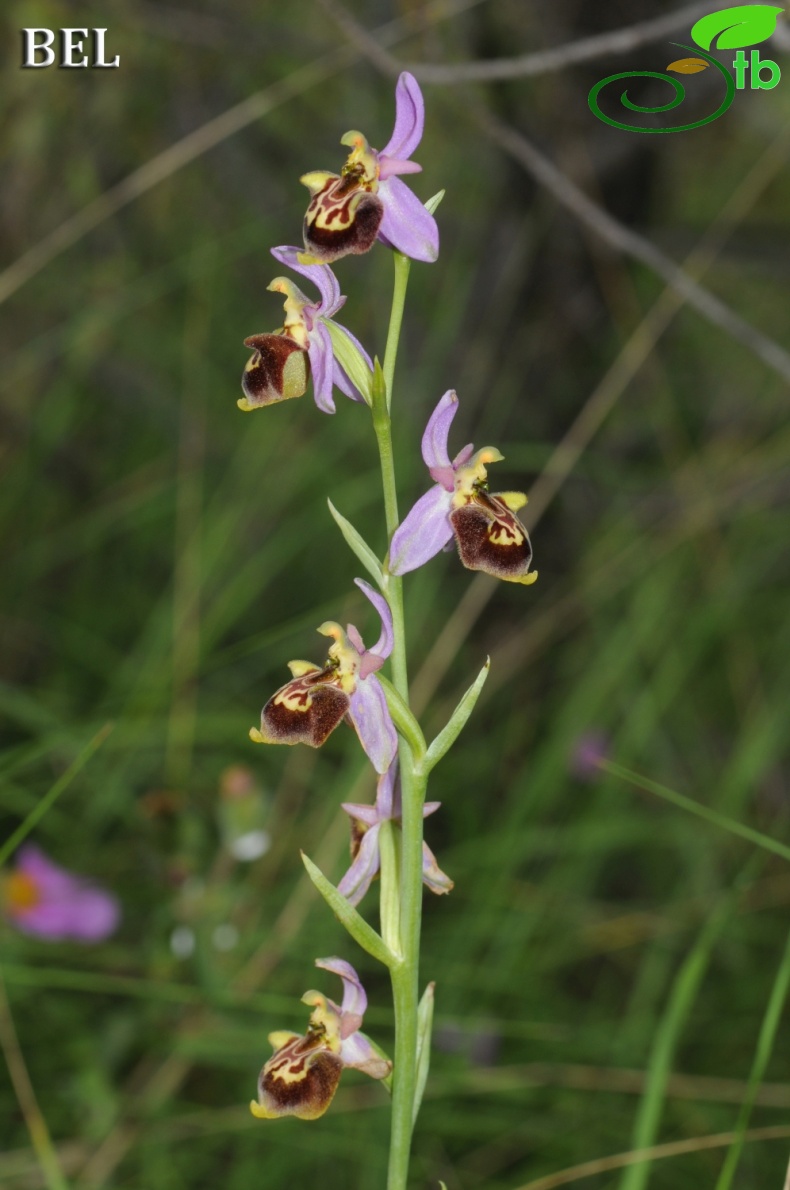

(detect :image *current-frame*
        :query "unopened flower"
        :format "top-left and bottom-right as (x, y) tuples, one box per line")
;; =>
(338, 760), (453, 906)
(250, 579), (397, 773)
(389, 390), (538, 585)
(300, 72), (438, 265)
(251, 957), (391, 1121)
(240, 247), (371, 414)
(2, 845), (119, 943)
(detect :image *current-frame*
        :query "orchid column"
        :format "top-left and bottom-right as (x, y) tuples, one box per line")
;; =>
(238, 73), (537, 1190)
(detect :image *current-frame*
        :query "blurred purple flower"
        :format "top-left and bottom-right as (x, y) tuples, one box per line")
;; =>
(250, 579), (398, 774)
(300, 72), (439, 264)
(570, 732), (609, 780)
(2, 845), (119, 943)
(240, 249), (371, 414)
(389, 390), (538, 585)
(338, 760), (453, 906)
(251, 956), (391, 1121)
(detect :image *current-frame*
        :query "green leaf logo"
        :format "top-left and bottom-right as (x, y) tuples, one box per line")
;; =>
(691, 4), (784, 50)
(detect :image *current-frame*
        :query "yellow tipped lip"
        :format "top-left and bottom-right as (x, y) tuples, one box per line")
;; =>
(250, 1099), (278, 1120)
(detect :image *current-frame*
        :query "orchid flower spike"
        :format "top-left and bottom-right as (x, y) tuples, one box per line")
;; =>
(240, 247), (371, 414)
(250, 579), (398, 774)
(338, 760), (453, 907)
(299, 72), (439, 265)
(251, 957), (391, 1121)
(2, 845), (120, 943)
(389, 390), (538, 585)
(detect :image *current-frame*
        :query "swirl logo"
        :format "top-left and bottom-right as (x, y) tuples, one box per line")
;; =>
(588, 4), (784, 134)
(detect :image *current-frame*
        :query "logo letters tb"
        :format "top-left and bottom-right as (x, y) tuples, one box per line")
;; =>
(732, 48), (782, 89)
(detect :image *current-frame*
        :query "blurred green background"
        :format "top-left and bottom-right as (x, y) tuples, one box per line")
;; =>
(2, 1), (790, 1187)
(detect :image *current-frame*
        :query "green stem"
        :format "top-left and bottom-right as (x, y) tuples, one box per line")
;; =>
(382, 252), (411, 416)
(372, 250), (426, 1190)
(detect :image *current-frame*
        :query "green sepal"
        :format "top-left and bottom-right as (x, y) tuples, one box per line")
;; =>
(424, 189), (446, 215)
(377, 673), (427, 764)
(413, 981), (435, 1125)
(327, 499), (386, 590)
(301, 851), (399, 970)
(424, 657), (490, 774)
(324, 319), (373, 406)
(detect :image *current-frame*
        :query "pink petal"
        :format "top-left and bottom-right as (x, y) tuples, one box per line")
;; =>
(377, 176), (439, 264)
(453, 443), (475, 468)
(380, 72), (425, 162)
(341, 802), (381, 828)
(388, 484), (453, 575)
(378, 157), (422, 181)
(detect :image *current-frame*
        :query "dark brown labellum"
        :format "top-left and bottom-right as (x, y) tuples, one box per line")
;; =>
(450, 491), (534, 582)
(303, 177), (384, 263)
(257, 1032), (344, 1120)
(241, 333), (308, 407)
(259, 669), (350, 748)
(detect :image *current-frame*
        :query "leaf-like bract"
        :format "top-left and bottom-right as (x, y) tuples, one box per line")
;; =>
(691, 4), (784, 50)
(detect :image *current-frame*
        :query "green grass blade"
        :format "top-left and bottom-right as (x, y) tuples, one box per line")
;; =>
(714, 925), (790, 1190)
(0, 723), (113, 868)
(618, 872), (749, 1190)
(602, 760), (790, 863)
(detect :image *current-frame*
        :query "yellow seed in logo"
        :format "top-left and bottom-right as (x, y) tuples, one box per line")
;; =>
(666, 58), (709, 74)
